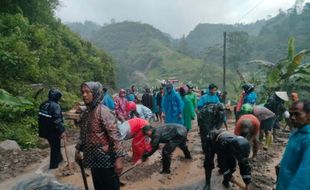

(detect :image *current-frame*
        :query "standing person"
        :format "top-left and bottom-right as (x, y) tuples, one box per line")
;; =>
(186, 84), (197, 109)
(157, 87), (164, 123)
(291, 92), (299, 103)
(241, 104), (276, 150)
(197, 84), (220, 109)
(117, 118), (151, 162)
(131, 85), (139, 102)
(235, 84), (257, 120)
(242, 84), (257, 105)
(265, 92), (288, 134)
(125, 89), (135, 102)
(161, 84), (184, 124)
(204, 130), (252, 190)
(234, 114), (260, 159)
(38, 89), (65, 169)
(179, 87), (195, 131)
(126, 101), (153, 121)
(141, 88), (153, 111)
(198, 102), (226, 148)
(102, 87), (115, 111)
(75, 82), (125, 190)
(135, 124), (192, 174)
(114, 89), (129, 122)
(276, 100), (310, 190)
(152, 90), (160, 121)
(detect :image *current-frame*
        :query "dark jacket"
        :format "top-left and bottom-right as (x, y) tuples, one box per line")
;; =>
(209, 130), (251, 185)
(142, 124), (187, 160)
(141, 93), (153, 110)
(38, 89), (65, 138)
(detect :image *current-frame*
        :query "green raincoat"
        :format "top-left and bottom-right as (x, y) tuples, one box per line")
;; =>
(182, 95), (196, 131)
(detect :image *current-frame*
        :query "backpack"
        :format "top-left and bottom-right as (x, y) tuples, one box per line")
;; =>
(38, 101), (53, 138)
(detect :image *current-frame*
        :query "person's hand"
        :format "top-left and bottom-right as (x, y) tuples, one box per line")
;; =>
(114, 157), (123, 176)
(135, 159), (143, 166)
(162, 113), (165, 119)
(75, 150), (83, 162)
(60, 132), (66, 139)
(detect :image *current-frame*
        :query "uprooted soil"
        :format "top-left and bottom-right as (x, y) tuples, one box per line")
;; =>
(0, 121), (289, 190)
(0, 148), (49, 181)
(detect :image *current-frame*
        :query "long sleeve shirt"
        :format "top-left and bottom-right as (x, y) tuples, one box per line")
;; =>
(276, 125), (310, 190)
(76, 104), (125, 168)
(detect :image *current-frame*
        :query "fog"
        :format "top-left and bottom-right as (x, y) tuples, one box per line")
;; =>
(56, 0), (300, 37)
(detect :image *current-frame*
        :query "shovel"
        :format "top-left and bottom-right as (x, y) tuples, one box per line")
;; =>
(78, 159), (89, 190)
(63, 136), (74, 175)
(119, 165), (137, 177)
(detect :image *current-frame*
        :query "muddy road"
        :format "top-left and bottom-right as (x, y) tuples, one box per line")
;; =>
(0, 121), (288, 190)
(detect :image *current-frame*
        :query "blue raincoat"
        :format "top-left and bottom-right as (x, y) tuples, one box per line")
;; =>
(276, 124), (310, 190)
(161, 88), (184, 124)
(243, 91), (257, 105)
(126, 94), (135, 101)
(197, 92), (220, 109)
(102, 92), (115, 110)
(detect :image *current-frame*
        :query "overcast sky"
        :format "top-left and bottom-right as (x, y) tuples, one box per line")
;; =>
(56, 0), (305, 38)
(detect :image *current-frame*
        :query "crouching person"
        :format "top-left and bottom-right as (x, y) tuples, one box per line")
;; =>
(204, 130), (252, 190)
(118, 118), (151, 162)
(75, 82), (126, 190)
(135, 124), (192, 174)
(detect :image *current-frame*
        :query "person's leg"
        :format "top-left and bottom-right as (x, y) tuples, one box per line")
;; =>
(47, 135), (62, 169)
(222, 156), (236, 189)
(178, 137), (192, 159)
(161, 141), (178, 173)
(263, 117), (275, 150)
(91, 167), (120, 190)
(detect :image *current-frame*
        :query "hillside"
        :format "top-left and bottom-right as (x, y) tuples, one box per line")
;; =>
(253, 4), (310, 63)
(68, 21), (237, 88)
(181, 20), (266, 58)
(0, 0), (116, 148)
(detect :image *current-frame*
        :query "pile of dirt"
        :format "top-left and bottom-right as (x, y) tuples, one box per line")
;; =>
(0, 148), (49, 181)
(250, 130), (288, 190)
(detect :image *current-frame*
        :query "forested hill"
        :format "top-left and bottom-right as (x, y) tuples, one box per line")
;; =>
(1, 0), (116, 100)
(254, 4), (310, 63)
(0, 0), (116, 148)
(182, 20), (266, 57)
(182, 4), (310, 64)
(68, 21), (234, 88)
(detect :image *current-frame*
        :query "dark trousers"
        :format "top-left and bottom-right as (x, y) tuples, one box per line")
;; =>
(46, 135), (62, 169)
(91, 167), (120, 190)
(217, 151), (236, 182)
(162, 136), (191, 171)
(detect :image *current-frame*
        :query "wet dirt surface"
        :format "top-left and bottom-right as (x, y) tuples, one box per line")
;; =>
(0, 121), (289, 190)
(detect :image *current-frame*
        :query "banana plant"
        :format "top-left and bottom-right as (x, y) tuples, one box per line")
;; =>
(249, 37), (309, 96)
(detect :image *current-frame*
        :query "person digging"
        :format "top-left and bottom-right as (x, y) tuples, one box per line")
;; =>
(135, 124), (192, 174)
(203, 130), (252, 190)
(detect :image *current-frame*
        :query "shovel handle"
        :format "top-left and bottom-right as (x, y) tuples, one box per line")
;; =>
(119, 165), (137, 177)
(78, 160), (89, 190)
(63, 137), (74, 173)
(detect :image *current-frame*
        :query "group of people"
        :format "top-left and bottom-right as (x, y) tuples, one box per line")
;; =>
(38, 81), (309, 190)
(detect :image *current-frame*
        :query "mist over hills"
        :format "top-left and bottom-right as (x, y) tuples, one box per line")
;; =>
(67, 3), (310, 90)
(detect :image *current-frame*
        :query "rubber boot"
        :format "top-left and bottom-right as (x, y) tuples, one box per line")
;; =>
(263, 134), (273, 150)
(203, 169), (212, 190)
(160, 157), (171, 174)
(182, 147), (192, 159)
